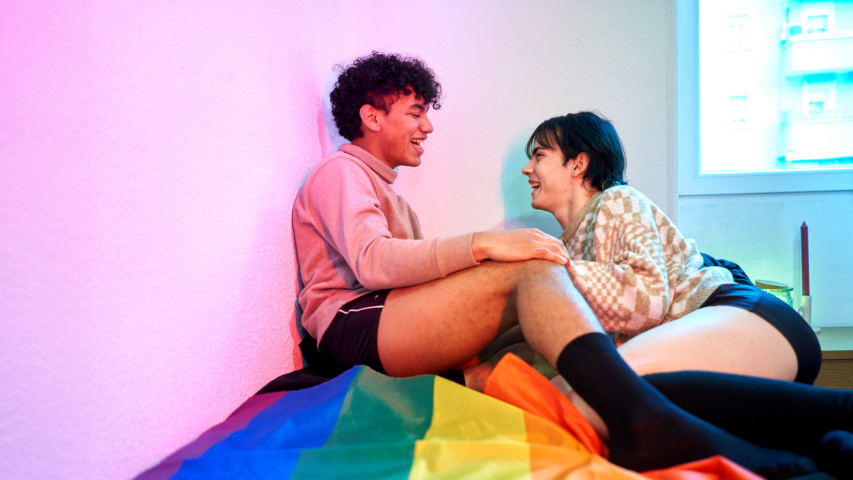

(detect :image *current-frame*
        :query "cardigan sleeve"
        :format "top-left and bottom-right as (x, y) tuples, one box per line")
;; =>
(566, 191), (672, 337)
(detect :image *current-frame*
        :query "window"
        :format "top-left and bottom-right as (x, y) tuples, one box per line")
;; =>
(803, 82), (830, 116)
(807, 14), (827, 34)
(729, 95), (747, 127)
(678, 0), (853, 195)
(804, 7), (832, 35)
(728, 14), (748, 49)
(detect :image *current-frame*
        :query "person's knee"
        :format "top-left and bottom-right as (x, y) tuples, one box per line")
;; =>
(471, 259), (569, 295)
(516, 259), (570, 283)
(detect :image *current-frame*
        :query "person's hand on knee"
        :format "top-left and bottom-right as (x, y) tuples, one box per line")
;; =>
(472, 229), (569, 265)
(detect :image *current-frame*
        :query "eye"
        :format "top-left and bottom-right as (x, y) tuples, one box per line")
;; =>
(411, 113), (420, 118)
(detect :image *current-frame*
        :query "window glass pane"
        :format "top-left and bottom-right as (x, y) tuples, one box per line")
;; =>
(729, 14), (747, 48)
(729, 95), (747, 125)
(807, 14), (827, 33)
(699, 0), (853, 173)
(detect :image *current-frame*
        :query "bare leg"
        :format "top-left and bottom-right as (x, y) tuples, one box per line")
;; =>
(618, 306), (798, 380)
(520, 287), (816, 477)
(377, 259), (596, 377)
(562, 306), (799, 440)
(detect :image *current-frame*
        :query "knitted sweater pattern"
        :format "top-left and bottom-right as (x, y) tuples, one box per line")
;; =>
(561, 186), (732, 342)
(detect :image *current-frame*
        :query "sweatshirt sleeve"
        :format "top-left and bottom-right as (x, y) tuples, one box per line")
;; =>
(305, 158), (477, 291)
(567, 192), (671, 337)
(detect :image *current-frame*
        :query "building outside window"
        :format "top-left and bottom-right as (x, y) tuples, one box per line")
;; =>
(729, 14), (749, 49)
(729, 95), (748, 126)
(807, 13), (828, 33)
(680, 0), (853, 194)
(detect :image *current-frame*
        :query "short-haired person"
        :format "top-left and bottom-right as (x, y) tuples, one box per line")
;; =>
(519, 111), (820, 389)
(293, 52), (819, 477)
(519, 111), (853, 476)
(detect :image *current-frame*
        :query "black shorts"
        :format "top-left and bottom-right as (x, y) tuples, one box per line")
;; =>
(700, 283), (822, 385)
(311, 290), (467, 385)
(317, 290), (390, 375)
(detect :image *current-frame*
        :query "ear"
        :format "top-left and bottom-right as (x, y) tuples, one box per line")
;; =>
(570, 152), (590, 177)
(359, 104), (382, 134)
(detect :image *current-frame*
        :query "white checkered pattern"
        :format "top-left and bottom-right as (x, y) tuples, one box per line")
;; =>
(562, 187), (733, 339)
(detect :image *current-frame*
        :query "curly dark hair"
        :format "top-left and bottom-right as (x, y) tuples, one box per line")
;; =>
(330, 52), (443, 141)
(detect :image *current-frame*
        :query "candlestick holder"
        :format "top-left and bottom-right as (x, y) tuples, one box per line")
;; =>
(798, 295), (819, 333)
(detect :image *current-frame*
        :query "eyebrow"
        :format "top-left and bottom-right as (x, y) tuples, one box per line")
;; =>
(409, 104), (426, 112)
(531, 146), (543, 155)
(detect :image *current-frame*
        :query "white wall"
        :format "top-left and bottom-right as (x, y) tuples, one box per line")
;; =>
(0, 1), (677, 479)
(679, 191), (853, 327)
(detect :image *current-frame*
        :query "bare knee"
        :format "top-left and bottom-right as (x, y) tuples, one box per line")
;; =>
(469, 259), (567, 292)
(504, 259), (570, 284)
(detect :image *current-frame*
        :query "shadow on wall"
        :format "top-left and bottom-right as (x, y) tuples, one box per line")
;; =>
(498, 134), (562, 238)
(290, 92), (342, 365)
(322, 71), (348, 156)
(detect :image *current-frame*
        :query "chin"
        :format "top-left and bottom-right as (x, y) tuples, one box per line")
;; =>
(530, 201), (551, 214)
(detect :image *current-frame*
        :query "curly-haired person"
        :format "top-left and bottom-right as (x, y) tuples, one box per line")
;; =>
(291, 52), (820, 478)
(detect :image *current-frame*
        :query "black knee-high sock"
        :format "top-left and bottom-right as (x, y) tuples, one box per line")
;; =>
(556, 333), (816, 479)
(642, 371), (853, 455)
(815, 430), (853, 479)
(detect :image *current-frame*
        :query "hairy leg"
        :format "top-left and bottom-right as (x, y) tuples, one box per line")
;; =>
(561, 306), (799, 440)
(377, 259), (588, 377)
(521, 287), (816, 477)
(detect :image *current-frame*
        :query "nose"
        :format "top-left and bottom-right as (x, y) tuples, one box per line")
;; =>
(521, 158), (535, 176)
(420, 113), (434, 134)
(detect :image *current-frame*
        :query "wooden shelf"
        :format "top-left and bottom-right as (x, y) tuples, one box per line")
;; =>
(814, 327), (853, 389)
(816, 327), (853, 360)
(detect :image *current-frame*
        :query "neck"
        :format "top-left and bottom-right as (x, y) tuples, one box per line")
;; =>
(352, 136), (394, 170)
(555, 184), (599, 230)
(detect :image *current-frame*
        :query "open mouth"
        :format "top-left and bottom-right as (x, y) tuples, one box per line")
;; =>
(410, 138), (425, 154)
(530, 182), (540, 190)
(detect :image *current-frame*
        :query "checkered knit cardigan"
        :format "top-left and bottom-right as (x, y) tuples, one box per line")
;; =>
(561, 186), (733, 343)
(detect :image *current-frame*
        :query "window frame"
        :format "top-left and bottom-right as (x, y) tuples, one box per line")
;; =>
(728, 13), (749, 50)
(677, 0), (853, 195)
(804, 7), (832, 35)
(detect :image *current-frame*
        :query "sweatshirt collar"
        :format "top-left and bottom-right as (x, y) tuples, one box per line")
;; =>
(338, 144), (398, 184)
(560, 190), (604, 243)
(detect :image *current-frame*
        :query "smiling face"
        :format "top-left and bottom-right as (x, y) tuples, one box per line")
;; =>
(371, 91), (433, 169)
(522, 141), (575, 221)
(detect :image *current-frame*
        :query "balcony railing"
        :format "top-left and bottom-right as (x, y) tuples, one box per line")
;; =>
(782, 32), (853, 75)
(780, 112), (853, 162)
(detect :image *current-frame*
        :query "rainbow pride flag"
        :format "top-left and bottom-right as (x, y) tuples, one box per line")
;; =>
(136, 355), (760, 480)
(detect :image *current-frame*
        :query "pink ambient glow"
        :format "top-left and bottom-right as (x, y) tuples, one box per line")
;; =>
(1, 1), (683, 479)
(1, 2), (325, 478)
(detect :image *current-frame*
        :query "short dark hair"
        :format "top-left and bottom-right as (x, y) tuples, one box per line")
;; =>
(330, 52), (443, 141)
(525, 111), (627, 191)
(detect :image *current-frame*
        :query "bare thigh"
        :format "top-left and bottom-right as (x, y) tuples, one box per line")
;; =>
(377, 261), (521, 377)
(559, 305), (799, 440)
(617, 305), (799, 381)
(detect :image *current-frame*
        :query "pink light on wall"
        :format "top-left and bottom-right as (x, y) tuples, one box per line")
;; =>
(1, 1), (679, 478)
(1, 1), (327, 478)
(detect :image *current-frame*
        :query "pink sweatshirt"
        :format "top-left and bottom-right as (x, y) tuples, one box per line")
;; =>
(292, 144), (478, 344)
